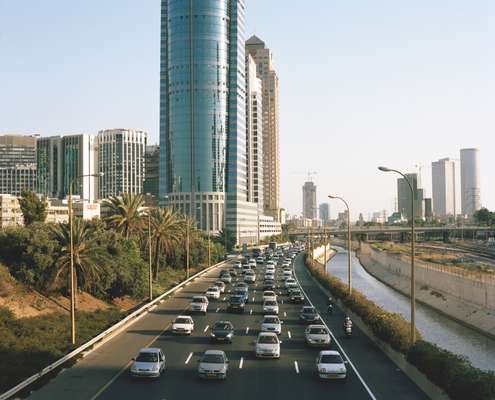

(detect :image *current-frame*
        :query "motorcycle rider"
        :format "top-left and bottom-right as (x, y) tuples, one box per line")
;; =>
(343, 316), (353, 332)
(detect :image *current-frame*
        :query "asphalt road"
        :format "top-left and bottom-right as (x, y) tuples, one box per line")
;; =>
(27, 252), (429, 400)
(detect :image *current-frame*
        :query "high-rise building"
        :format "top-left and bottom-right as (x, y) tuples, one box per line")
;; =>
(460, 148), (481, 216)
(246, 35), (280, 221)
(97, 129), (147, 198)
(0, 134), (37, 196)
(144, 145), (160, 199)
(431, 158), (460, 218)
(319, 203), (330, 223)
(37, 134), (97, 201)
(397, 173), (423, 219)
(424, 198), (433, 220)
(302, 181), (317, 219)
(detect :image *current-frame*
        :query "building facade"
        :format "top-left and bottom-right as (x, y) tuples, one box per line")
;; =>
(0, 135), (37, 196)
(144, 145), (160, 199)
(246, 35), (280, 221)
(431, 158), (460, 218)
(460, 148), (481, 216)
(302, 181), (317, 220)
(97, 129), (147, 199)
(0, 194), (23, 227)
(319, 203), (330, 224)
(397, 173), (423, 220)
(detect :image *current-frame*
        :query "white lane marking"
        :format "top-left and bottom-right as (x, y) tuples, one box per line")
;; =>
(293, 258), (377, 400)
(252, 297), (255, 302)
(288, 331), (292, 339)
(239, 357), (244, 369)
(203, 325), (209, 333)
(228, 289), (231, 293)
(246, 327), (250, 334)
(250, 309), (253, 315)
(294, 361), (300, 374)
(216, 307), (220, 313)
(254, 289), (256, 293)
(281, 299), (284, 304)
(185, 352), (193, 364)
(283, 311), (287, 317)
(223, 297), (226, 301)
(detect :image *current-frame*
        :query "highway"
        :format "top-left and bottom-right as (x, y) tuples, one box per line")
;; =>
(27, 252), (428, 400)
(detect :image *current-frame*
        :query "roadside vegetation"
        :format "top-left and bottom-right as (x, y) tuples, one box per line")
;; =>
(305, 254), (495, 400)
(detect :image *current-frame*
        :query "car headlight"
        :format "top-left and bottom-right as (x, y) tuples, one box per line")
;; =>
(211, 332), (216, 337)
(152, 365), (159, 371)
(131, 365), (137, 372)
(319, 368), (326, 373)
(227, 332), (233, 338)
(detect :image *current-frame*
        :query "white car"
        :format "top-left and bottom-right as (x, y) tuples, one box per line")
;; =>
(283, 270), (292, 279)
(172, 315), (194, 335)
(266, 260), (275, 267)
(305, 324), (331, 346)
(214, 281), (226, 293)
(316, 350), (347, 380)
(198, 350), (229, 380)
(220, 272), (232, 283)
(263, 290), (277, 302)
(282, 262), (291, 268)
(263, 299), (279, 314)
(248, 259), (257, 268)
(205, 286), (221, 300)
(264, 272), (275, 281)
(190, 295), (209, 314)
(284, 278), (297, 289)
(256, 257), (264, 264)
(266, 265), (275, 273)
(255, 332), (281, 358)
(130, 348), (166, 378)
(261, 315), (282, 335)
(233, 261), (242, 269)
(244, 271), (256, 283)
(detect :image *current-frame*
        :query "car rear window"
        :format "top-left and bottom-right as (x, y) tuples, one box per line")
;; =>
(175, 318), (190, 324)
(320, 354), (343, 364)
(136, 352), (158, 362)
(309, 328), (327, 335)
(258, 335), (278, 344)
(264, 317), (279, 324)
(202, 354), (225, 363)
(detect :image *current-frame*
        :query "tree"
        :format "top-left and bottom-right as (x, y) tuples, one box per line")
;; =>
(18, 190), (47, 225)
(473, 208), (494, 226)
(214, 230), (236, 252)
(103, 194), (145, 239)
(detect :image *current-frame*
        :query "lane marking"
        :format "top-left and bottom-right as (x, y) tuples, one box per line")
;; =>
(252, 297), (255, 302)
(216, 307), (220, 313)
(283, 311), (287, 317)
(239, 357), (244, 369)
(288, 331), (292, 339)
(250, 309), (253, 315)
(293, 257), (377, 400)
(222, 297), (226, 301)
(281, 299), (284, 304)
(294, 361), (300, 374)
(245, 327), (250, 334)
(185, 352), (193, 364)
(203, 325), (209, 333)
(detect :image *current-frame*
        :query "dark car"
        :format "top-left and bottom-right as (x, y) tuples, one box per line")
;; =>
(234, 288), (249, 304)
(228, 268), (238, 277)
(211, 321), (235, 343)
(289, 289), (305, 303)
(263, 280), (275, 291)
(300, 306), (321, 323)
(228, 295), (245, 313)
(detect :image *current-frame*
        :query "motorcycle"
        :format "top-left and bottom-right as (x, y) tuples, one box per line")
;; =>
(344, 325), (352, 337)
(327, 304), (334, 314)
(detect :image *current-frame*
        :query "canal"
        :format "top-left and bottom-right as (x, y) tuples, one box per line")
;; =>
(326, 246), (495, 371)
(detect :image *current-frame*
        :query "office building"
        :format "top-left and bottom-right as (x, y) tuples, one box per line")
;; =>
(431, 158), (460, 218)
(319, 203), (330, 224)
(460, 148), (481, 216)
(0, 194), (23, 227)
(144, 145), (160, 199)
(97, 129), (147, 198)
(302, 181), (317, 219)
(0, 135), (37, 196)
(246, 35), (281, 221)
(397, 173), (423, 219)
(424, 198), (433, 220)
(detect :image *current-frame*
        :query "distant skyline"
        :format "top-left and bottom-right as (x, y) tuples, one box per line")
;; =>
(1, 0), (494, 218)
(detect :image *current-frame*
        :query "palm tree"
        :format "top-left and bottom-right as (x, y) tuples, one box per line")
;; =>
(148, 207), (182, 279)
(50, 218), (104, 304)
(103, 193), (145, 239)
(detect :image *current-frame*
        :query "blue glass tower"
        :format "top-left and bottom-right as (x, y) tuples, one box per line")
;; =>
(160, 0), (249, 233)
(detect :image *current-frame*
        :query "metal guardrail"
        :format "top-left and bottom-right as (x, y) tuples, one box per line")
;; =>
(0, 259), (229, 400)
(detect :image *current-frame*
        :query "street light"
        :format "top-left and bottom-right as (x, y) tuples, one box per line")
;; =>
(148, 210), (153, 301)
(328, 195), (352, 295)
(378, 165), (416, 344)
(68, 172), (103, 345)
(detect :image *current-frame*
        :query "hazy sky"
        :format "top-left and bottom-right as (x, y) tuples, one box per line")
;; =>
(1, 1), (494, 218)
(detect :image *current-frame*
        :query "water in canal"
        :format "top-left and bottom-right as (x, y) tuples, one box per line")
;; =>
(326, 246), (495, 371)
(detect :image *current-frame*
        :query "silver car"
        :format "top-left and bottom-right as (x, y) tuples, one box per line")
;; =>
(130, 348), (165, 378)
(198, 350), (229, 380)
(305, 324), (331, 346)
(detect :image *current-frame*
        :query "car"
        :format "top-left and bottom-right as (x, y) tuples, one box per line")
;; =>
(265, 265), (275, 273)
(206, 286), (221, 300)
(266, 260), (275, 267)
(227, 295), (245, 313)
(263, 280), (275, 291)
(220, 272), (232, 283)
(305, 324), (331, 346)
(244, 271), (256, 284)
(255, 332), (281, 358)
(261, 315), (283, 335)
(233, 261), (242, 269)
(198, 350), (229, 380)
(214, 281), (226, 293)
(263, 290), (277, 302)
(210, 320), (235, 343)
(263, 299), (279, 314)
(172, 315), (194, 334)
(284, 278), (297, 289)
(248, 259), (257, 268)
(190, 295), (209, 314)
(316, 350), (347, 380)
(234, 282), (248, 290)
(234, 287), (249, 303)
(130, 348), (166, 378)
(264, 272), (275, 281)
(283, 270), (292, 279)
(282, 262), (291, 268)
(241, 265), (252, 275)
(256, 257), (264, 264)
(300, 306), (321, 323)
(228, 268), (238, 277)
(289, 289), (305, 303)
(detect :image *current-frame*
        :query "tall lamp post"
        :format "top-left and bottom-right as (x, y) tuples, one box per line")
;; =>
(328, 195), (352, 295)
(378, 166), (416, 344)
(148, 211), (153, 300)
(68, 172), (103, 345)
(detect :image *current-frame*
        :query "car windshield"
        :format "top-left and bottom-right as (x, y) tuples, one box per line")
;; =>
(303, 307), (315, 313)
(320, 354), (343, 364)
(193, 297), (206, 303)
(207, 288), (217, 292)
(265, 301), (276, 306)
(291, 291), (301, 295)
(175, 318), (190, 324)
(202, 354), (225, 363)
(230, 296), (242, 302)
(264, 317), (279, 324)
(258, 335), (278, 344)
(214, 323), (232, 330)
(310, 328), (327, 335)
(136, 352), (158, 362)
(264, 292), (274, 296)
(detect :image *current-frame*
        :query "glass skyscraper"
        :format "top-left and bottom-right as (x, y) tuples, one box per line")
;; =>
(159, 0), (249, 233)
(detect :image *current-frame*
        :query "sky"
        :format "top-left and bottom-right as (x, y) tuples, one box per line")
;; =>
(1, 0), (494, 219)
